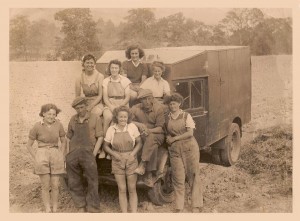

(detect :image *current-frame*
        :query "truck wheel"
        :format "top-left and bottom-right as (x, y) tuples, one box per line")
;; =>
(147, 162), (174, 205)
(211, 149), (222, 165)
(220, 123), (241, 166)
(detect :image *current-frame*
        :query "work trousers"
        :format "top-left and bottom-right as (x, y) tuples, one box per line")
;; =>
(141, 133), (165, 172)
(66, 148), (100, 212)
(168, 139), (203, 210)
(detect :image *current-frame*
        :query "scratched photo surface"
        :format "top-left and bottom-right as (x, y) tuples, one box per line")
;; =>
(9, 8), (292, 213)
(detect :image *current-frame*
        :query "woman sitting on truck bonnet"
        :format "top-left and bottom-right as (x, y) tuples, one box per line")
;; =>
(164, 93), (203, 213)
(102, 59), (131, 149)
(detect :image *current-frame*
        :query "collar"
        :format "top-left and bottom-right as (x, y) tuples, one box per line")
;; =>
(130, 59), (141, 67)
(40, 119), (56, 125)
(112, 123), (128, 132)
(74, 112), (90, 123)
(168, 109), (183, 120)
(150, 76), (162, 82)
(109, 75), (121, 82)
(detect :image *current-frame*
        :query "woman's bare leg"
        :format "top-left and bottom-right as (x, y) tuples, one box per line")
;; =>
(130, 89), (138, 102)
(103, 109), (113, 136)
(127, 174), (138, 213)
(50, 174), (60, 212)
(39, 174), (51, 212)
(114, 174), (128, 213)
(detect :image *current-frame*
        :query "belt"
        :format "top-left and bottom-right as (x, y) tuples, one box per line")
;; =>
(112, 148), (133, 153)
(85, 95), (98, 99)
(38, 145), (58, 148)
(109, 96), (125, 99)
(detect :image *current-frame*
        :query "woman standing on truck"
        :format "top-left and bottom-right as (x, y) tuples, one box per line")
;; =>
(164, 93), (203, 213)
(26, 104), (66, 213)
(122, 45), (149, 101)
(103, 105), (142, 213)
(140, 61), (171, 104)
(75, 54), (105, 116)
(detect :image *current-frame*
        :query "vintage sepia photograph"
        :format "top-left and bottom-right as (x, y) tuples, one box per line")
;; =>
(8, 6), (293, 213)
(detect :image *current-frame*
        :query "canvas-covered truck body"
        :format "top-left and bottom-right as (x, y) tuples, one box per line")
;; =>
(95, 46), (251, 205)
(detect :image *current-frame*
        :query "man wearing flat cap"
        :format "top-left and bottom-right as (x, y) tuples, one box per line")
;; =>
(131, 89), (166, 187)
(65, 96), (103, 212)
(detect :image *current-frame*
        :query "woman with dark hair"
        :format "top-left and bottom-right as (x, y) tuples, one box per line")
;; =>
(164, 93), (203, 213)
(102, 59), (131, 141)
(103, 105), (142, 212)
(75, 54), (104, 116)
(26, 104), (66, 212)
(122, 45), (149, 101)
(140, 61), (171, 104)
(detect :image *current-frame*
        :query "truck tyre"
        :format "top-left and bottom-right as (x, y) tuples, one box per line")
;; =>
(220, 123), (241, 166)
(147, 161), (174, 205)
(211, 149), (222, 165)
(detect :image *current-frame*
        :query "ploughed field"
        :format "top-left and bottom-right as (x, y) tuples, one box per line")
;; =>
(9, 55), (292, 212)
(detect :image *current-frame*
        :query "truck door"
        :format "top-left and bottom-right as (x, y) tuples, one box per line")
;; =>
(173, 78), (208, 148)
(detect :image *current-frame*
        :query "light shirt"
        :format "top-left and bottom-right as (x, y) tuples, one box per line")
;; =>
(140, 76), (170, 98)
(104, 123), (140, 145)
(102, 74), (131, 90)
(169, 110), (196, 129)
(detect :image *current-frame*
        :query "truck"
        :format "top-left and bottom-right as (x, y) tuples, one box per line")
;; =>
(95, 46), (252, 205)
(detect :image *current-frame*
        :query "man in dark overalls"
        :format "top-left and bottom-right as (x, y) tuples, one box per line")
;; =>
(66, 97), (103, 212)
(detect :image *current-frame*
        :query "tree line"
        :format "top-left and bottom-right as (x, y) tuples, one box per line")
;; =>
(9, 8), (292, 61)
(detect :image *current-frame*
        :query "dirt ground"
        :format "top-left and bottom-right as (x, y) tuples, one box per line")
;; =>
(9, 55), (292, 213)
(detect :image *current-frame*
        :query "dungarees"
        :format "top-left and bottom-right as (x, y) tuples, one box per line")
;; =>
(107, 78), (127, 108)
(111, 127), (138, 175)
(66, 121), (100, 212)
(81, 72), (104, 115)
(166, 112), (203, 210)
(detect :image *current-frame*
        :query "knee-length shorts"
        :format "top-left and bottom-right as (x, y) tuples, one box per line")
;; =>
(111, 152), (138, 176)
(34, 147), (65, 175)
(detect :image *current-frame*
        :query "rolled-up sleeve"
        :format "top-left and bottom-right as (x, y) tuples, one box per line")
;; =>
(59, 122), (66, 137)
(104, 126), (114, 143)
(129, 123), (140, 139)
(186, 113), (196, 129)
(28, 124), (38, 140)
(66, 120), (74, 140)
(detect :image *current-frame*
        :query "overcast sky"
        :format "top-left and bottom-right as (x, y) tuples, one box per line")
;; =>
(10, 8), (292, 25)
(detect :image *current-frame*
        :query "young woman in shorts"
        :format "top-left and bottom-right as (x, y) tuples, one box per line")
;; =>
(26, 104), (66, 213)
(103, 105), (142, 212)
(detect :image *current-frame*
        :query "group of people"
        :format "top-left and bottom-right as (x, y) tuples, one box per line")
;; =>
(26, 45), (203, 213)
